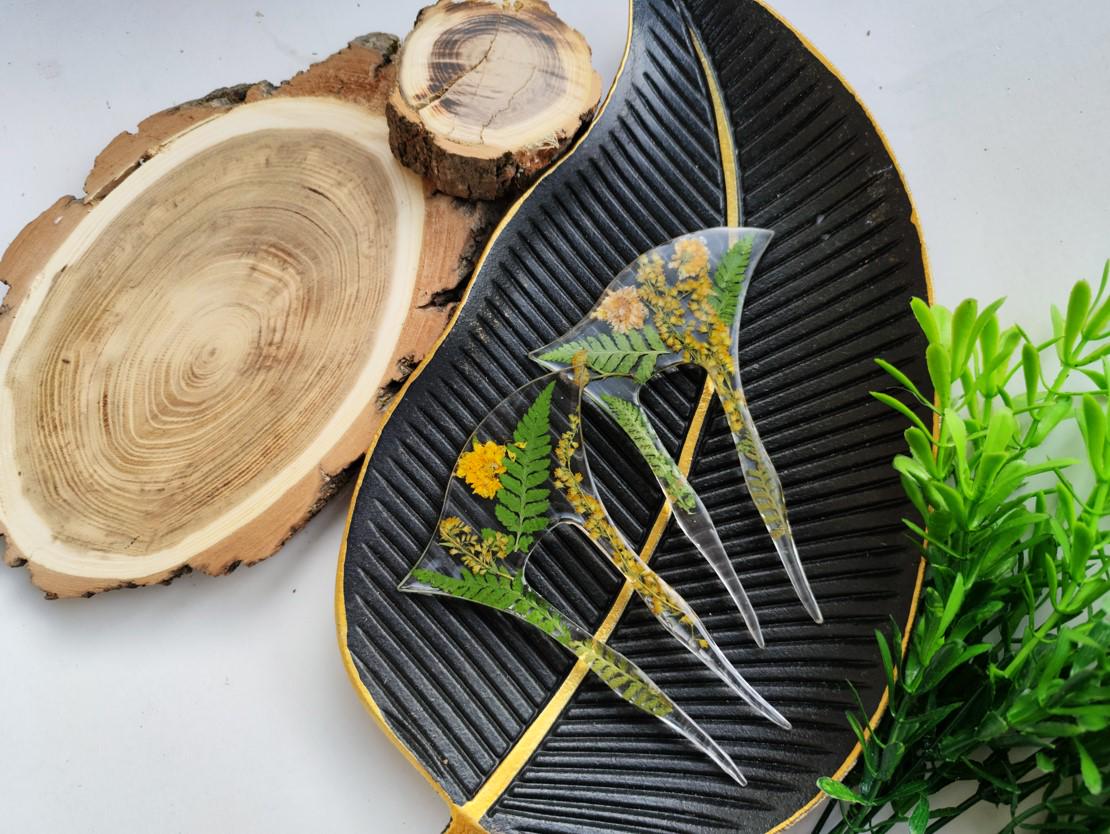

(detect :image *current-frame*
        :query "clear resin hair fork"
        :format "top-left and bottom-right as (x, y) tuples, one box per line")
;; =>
(532, 228), (824, 626)
(399, 372), (788, 782)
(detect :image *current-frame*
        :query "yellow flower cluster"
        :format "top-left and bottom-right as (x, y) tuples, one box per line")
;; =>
(455, 439), (507, 499)
(552, 414), (683, 620)
(635, 238), (744, 423)
(669, 236), (710, 277)
(438, 516), (511, 575)
(630, 238), (790, 541)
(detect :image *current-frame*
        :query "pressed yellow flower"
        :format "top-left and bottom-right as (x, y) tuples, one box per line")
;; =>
(636, 252), (667, 287)
(592, 286), (647, 334)
(669, 237), (709, 277)
(455, 439), (506, 499)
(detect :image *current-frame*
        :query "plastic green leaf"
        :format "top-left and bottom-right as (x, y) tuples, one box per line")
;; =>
(908, 796), (929, 834)
(926, 343), (951, 409)
(942, 574), (966, 628)
(1035, 750), (1056, 773)
(1065, 280), (1092, 361)
(943, 408), (970, 493)
(910, 296), (941, 346)
(877, 740), (906, 781)
(905, 427), (938, 476)
(949, 299), (978, 378)
(1079, 394), (1107, 480)
(1021, 341), (1041, 405)
(1076, 738), (1103, 795)
(875, 628), (897, 687)
(872, 391), (932, 435)
(1030, 400), (1073, 446)
(1070, 524), (1096, 581)
(1085, 260), (1110, 337)
(982, 407), (1016, 457)
(893, 453), (931, 484)
(817, 777), (870, 805)
(876, 357), (928, 403)
(978, 313), (1000, 371)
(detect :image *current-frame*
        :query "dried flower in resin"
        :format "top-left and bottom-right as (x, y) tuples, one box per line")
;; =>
(455, 439), (506, 498)
(592, 286), (647, 333)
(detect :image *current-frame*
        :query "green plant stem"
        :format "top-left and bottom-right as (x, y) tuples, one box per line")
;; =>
(925, 795), (982, 834)
(1021, 367), (1070, 446)
(1003, 610), (1064, 679)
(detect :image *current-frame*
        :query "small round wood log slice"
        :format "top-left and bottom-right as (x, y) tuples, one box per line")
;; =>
(387, 0), (601, 200)
(0, 35), (497, 597)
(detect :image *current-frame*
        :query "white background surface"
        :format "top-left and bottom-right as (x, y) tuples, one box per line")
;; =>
(1, 1), (1108, 832)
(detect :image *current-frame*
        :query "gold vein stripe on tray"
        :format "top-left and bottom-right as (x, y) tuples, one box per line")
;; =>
(335, 2), (934, 833)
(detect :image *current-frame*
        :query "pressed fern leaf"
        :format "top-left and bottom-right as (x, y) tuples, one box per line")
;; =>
(412, 567), (521, 607)
(571, 638), (674, 717)
(538, 326), (669, 382)
(600, 394), (698, 511)
(411, 568), (570, 641)
(495, 380), (555, 552)
(709, 236), (753, 323)
(413, 569), (670, 717)
(734, 424), (787, 536)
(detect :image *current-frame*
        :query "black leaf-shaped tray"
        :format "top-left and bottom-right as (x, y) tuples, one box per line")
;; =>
(338, 1), (932, 832)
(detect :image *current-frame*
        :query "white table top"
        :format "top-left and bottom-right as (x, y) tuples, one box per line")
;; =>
(2, 1), (1108, 831)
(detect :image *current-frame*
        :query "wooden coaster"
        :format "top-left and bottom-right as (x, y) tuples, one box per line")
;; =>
(0, 35), (497, 597)
(387, 0), (601, 200)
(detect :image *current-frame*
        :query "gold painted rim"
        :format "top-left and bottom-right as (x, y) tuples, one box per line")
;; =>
(334, 1), (934, 831)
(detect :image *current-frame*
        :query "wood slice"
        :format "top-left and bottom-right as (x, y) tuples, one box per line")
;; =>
(0, 34), (497, 597)
(387, 0), (601, 200)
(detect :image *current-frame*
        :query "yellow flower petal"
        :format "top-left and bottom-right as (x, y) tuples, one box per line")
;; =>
(455, 439), (507, 499)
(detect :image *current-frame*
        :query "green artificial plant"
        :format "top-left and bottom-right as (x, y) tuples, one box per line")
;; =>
(814, 265), (1110, 833)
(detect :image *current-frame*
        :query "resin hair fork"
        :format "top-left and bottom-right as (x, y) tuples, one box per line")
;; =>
(532, 228), (824, 630)
(400, 371), (791, 785)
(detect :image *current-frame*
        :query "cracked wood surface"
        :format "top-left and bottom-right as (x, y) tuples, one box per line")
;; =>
(387, 0), (601, 200)
(0, 34), (498, 597)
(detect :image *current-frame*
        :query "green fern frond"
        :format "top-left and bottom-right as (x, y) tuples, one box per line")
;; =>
(600, 394), (698, 512)
(412, 567), (520, 607)
(733, 427), (788, 537)
(709, 236), (753, 323)
(411, 567), (571, 642)
(571, 638), (674, 717)
(538, 326), (670, 380)
(495, 381), (555, 552)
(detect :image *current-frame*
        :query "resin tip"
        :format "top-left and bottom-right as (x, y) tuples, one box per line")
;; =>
(750, 623), (766, 649)
(803, 596), (824, 624)
(722, 758), (748, 787)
